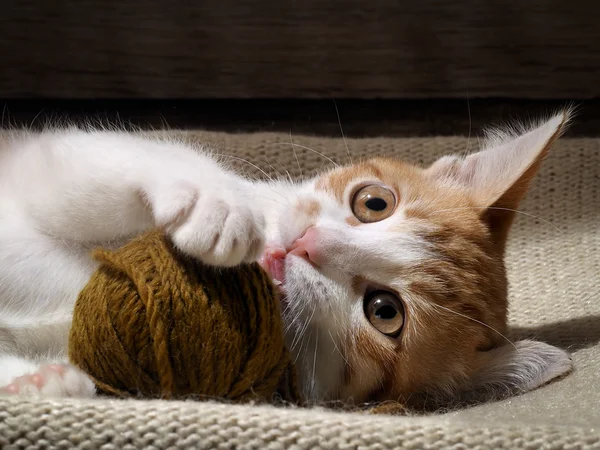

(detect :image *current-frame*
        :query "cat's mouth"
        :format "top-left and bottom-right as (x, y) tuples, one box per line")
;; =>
(259, 246), (317, 298)
(259, 247), (288, 293)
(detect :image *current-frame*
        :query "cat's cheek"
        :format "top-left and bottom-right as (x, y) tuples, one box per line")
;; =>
(340, 349), (389, 402)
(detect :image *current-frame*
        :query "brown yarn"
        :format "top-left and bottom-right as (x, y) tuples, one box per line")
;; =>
(68, 230), (300, 404)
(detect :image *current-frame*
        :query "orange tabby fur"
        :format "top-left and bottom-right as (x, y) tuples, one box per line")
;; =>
(310, 112), (570, 405)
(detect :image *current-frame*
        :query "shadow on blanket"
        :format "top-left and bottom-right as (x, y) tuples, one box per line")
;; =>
(512, 315), (600, 352)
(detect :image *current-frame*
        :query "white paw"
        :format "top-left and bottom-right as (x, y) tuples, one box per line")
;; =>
(149, 180), (199, 228)
(149, 180), (266, 267)
(0, 363), (96, 398)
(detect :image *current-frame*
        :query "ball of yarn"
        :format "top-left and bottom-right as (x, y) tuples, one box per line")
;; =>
(68, 230), (299, 403)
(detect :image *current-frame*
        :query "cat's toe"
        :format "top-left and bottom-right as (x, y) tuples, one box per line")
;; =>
(0, 382), (21, 395)
(172, 193), (266, 267)
(0, 364), (95, 398)
(0, 373), (43, 396)
(39, 363), (96, 398)
(147, 181), (199, 228)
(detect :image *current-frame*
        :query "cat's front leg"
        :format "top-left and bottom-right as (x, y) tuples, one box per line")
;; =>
(18, 131), (267, 268)
(145, 175), (266, 267)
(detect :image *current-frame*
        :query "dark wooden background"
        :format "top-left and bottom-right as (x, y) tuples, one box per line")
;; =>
(1, 0), (600, 99)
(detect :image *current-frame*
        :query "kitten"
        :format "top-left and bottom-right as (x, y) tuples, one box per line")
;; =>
(0, 111), (573, 406)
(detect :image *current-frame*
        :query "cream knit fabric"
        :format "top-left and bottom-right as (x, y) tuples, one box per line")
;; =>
(1, 132), (598, 449)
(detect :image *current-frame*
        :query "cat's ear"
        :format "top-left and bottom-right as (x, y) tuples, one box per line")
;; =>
(426, 110), (572, 246)
(469, 340), (572, 398)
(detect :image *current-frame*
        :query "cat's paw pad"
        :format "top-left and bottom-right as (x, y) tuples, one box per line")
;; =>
(170, 185), (266, 267)
(0, 364), (95, 398)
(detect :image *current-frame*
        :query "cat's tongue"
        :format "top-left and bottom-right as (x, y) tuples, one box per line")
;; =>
(259, 247), (287, 291)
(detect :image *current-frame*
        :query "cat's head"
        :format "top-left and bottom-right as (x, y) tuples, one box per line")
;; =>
(260, 111), (573, 406)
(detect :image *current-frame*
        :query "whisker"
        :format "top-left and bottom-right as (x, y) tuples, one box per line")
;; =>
(291, 304), (317, 353)
(311, 328), (319, 393)
(327, 330), (350, 366)
(333, 98), (352, 164)
(218, 154), (273, 182)
(276, 161), (295, 185)
(465, 92), (472, 154)
(301, 304), (318, 341)
(289, 327), (303, 354)
(293, 322), (314, 366)
(284, 301), (308, 334)
(285, 294), (312, 335)
(217, 153), (294, 206)
(292, 338), (304, 365)
(289, 305), (311, 351)
(283, 303), (300, 333)
(256, 196), (289, 208)
(262, 160), (282, 179)
(272, 142), (339, 168)
(431, 206), (563, 234)
(263, 158), (294, 183)
(289, 131), (304, 177)
(429, 303), (517, 350)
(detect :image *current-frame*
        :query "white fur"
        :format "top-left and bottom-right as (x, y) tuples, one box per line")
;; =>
(0, 360), (95, 398)
(0, 116), (572, 402)
(472, 340), (573, 397)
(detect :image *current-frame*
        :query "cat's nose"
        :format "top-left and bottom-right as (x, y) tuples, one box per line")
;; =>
(289, 226), (323, 266)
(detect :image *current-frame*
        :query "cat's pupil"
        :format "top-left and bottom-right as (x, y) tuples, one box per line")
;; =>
(365, 197), (387, 211)
(376, 305), (397, 320)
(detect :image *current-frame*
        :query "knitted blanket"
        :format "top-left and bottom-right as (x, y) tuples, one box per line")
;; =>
(1, 131), (598, 449)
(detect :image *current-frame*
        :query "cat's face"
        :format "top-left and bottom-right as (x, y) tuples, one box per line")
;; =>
(260, 112), (573, 405)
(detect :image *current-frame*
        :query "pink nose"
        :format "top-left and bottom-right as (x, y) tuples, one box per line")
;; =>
(289, 226), (322, 266)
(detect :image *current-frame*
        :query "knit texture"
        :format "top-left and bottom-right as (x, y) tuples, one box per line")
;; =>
(68, 230), (298, 403)
(1, 131), (598, 449)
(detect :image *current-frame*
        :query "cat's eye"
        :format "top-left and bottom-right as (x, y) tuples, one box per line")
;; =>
(351, 185), (396, 223)
(364, 290), (405, 337)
